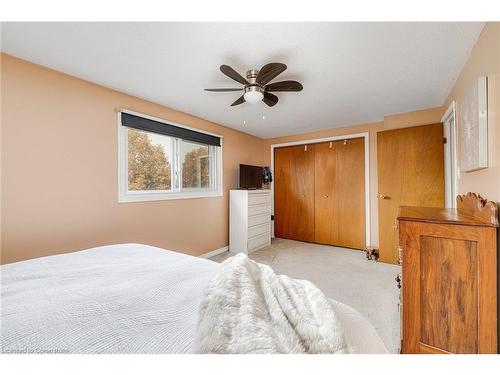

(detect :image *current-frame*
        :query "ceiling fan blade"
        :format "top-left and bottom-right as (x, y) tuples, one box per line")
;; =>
(262, 92), (278, 107)
(230, 95), (246, 106)
(220, 65), (249, 85)
(257, 63), (287, 85)
(204, 88), (243, 92)
(265, 80), (303, 92)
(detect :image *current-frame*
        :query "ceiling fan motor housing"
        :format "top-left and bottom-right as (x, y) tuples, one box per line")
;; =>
(245, 69), (264, 96)
(246, 69), (259, 84)
(244, 85), (264, 95)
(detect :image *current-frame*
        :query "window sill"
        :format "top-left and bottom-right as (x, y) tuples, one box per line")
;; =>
(118, 190), (223, 203)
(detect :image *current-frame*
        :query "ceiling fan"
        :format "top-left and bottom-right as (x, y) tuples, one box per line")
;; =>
(204, 62), (303, 107)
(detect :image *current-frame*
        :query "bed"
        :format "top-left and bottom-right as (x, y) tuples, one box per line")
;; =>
(1, 244), (387, 354)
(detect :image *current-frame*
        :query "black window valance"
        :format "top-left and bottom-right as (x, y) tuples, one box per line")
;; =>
(121, 112), (221, 147)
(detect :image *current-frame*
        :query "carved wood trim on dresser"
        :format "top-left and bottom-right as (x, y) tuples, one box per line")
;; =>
(398, 193), (499, 354)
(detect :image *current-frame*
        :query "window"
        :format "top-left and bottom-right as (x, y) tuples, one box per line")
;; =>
(118, 111), (222, 202)
(181, 140), (211, 189)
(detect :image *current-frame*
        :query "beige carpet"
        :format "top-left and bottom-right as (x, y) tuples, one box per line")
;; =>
(210, 238), (401, 353)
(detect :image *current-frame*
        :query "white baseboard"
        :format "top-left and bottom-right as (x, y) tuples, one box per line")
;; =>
(199, 246), (229, 259)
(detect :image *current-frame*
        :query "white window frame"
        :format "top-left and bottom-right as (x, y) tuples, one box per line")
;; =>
(118, 109), (223, 203)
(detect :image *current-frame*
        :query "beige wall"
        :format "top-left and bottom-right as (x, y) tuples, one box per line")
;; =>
(1, 54), (267, 264)
(263, 107), (443, 247)
(443, 22), (500, 202)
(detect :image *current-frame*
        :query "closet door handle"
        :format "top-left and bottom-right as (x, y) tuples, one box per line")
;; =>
(323, 195), (329, 198)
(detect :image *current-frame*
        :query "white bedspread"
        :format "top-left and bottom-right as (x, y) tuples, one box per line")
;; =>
(1, 244), (218, 354)
(1, 244), (387, 354)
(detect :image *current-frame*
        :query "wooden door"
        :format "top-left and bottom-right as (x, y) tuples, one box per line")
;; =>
(314, 142), (336, 244)
(334, 138), (365, 249)
(377, 124), (444, 263)
(314, 139), (365, 249)
(274, 144), (315, 241)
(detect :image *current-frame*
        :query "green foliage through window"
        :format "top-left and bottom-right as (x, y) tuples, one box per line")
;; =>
(127, 129), (171, 191)
(182, 142), (210, 189)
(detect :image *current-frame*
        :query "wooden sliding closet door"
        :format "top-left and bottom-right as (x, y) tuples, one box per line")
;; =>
(274, 145), (315, 242)
(333, 138), (365, 249)
(314, 139), (365, 249)
(314, 142), (336, 244)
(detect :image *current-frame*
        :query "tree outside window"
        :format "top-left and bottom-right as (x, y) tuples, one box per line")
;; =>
(127, 129), (172, 191)
(182, 142), (210, 189)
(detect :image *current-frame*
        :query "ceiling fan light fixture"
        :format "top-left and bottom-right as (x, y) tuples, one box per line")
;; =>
(205, 63), (302, 107)
(243, 86), (264, 104)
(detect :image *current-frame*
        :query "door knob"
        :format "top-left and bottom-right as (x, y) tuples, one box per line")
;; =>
(323, 195), (329, 198)
(378, 194), (389, 199)
(397, 246), (403, 265)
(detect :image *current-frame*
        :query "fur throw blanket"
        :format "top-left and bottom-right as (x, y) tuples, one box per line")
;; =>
(193, 254), (351, 354)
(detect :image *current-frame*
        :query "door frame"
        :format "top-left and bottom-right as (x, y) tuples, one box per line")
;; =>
(270, 132), (371, 247)
(441, 101), (458, 208)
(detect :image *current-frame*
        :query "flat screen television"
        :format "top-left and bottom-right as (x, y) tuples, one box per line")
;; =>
(239, 164), (263, 189)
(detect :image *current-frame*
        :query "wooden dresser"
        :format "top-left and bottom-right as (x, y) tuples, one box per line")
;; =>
(398, 193), (499, 354)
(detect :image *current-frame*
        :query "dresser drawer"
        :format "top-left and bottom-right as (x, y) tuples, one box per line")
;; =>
(248, 213), (269, 227)
(248, 193), (271, 206)
(248, 232), (270, 251)
(248, 203), (271, 217)
(248, 222), (270, 238)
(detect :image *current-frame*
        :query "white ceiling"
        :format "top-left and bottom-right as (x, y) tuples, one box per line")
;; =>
(1, 22), (484, 138)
